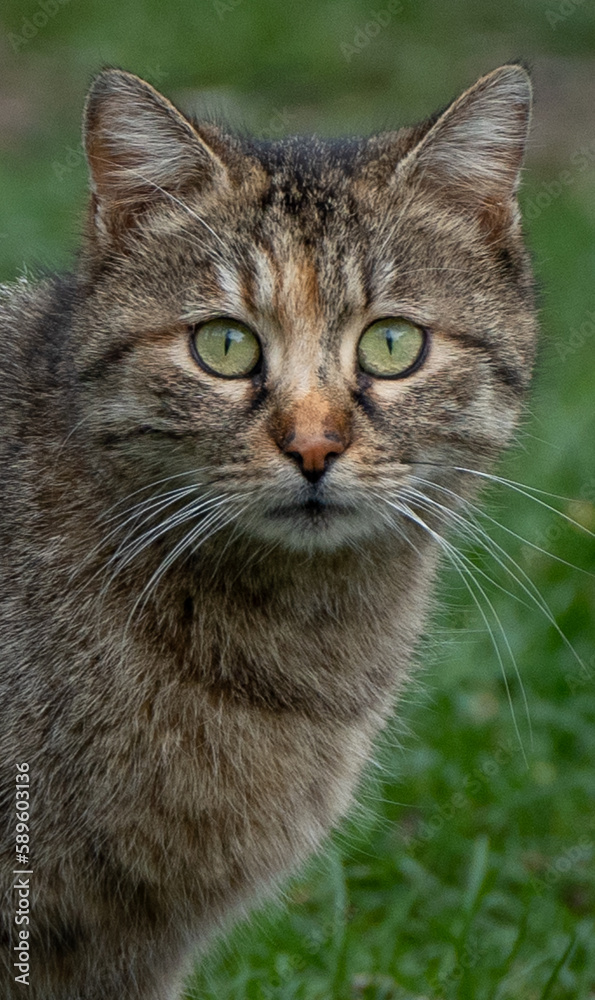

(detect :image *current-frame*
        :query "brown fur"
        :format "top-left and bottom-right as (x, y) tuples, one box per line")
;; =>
(0, 65), (537, 998)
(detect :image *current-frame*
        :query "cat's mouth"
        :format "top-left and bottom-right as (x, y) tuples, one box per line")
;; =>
(266, 498), (352, 521)
(251, 490), (383, 552)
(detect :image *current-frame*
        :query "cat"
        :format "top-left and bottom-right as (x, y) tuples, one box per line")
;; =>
(0, 63), (536, 999)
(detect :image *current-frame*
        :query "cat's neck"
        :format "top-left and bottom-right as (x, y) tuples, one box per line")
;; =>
(88, 522), (440, 722)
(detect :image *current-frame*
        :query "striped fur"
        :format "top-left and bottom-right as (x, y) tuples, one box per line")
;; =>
(0, 66), (536, 998)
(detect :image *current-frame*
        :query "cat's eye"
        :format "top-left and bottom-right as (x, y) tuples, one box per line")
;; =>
(358, 318), (427, 379)
(190, 319), (261, 378)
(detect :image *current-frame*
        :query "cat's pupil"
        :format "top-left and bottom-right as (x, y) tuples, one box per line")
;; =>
(386, 331), (395, 355)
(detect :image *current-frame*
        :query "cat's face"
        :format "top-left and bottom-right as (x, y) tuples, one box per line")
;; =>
(75, 67), (537, 555)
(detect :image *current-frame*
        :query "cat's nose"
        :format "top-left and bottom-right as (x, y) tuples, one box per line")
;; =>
(282, 430), (347, 483)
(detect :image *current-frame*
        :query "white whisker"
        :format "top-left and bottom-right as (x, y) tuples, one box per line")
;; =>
(108, 491), (225, 571)
(414, 476), (594, 578)
(101, 468), (215, 517)
(98, 493), (238, 605)
(125, 496), (256, 627)
(98, 486), (201, 557)
(402, 478), (587, 706)
(415, 463), (595, 539)
(373, 490), (531, 760)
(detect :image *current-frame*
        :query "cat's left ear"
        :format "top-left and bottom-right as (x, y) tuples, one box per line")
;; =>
(398, 65), (532, 223)
(83, 69), (231, 240)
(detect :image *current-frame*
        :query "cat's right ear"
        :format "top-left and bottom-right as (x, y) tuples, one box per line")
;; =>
(83, 69), (230, 241)
(395, 64), (532, 228)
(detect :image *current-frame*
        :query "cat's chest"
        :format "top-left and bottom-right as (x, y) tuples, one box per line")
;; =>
(126, 550), (431, 725)
(72, 546), (430, 902)
(100, 675), (379, 915)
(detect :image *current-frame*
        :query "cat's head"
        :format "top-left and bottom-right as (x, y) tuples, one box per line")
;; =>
(74, 65), (537, 556)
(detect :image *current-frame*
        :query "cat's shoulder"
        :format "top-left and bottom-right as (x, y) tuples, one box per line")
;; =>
(0, 272), (77, 377)
(0, 273), (79, 467)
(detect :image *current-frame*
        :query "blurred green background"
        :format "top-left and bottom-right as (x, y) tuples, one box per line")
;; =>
(1, 1), (594, 997)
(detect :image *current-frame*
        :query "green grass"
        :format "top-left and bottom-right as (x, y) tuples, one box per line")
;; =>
(1, 2), (594, 997)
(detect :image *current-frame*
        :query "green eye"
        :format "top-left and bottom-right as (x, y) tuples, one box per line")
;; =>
(358, 318), (427, 378)
(191, 319), (261, 378)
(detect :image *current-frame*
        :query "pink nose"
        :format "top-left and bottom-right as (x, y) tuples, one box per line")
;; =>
(282, 430), (346, 483)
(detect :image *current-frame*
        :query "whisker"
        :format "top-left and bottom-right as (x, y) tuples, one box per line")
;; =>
(108, 491), (222, 568)
(400, 486), (541, 742)
(456, 468), (595, 537)
(112, 501), (246, 661)
(100, 493), (236, 602)
(126, 497), (256, 627)
(100, 486), (202, 552)
(413, 463), (595, 538)
(101, 468), (216, 518)
(410, 475), (595, 578)
(403, 480), (587, 674)
(90, 496), (224, 611)
(74, 485), (211, 588)
(400, 485), (535, 612)
(374, 491), (531, 760)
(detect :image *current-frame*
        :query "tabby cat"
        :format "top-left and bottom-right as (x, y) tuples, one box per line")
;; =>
(0, 64), (536, 998)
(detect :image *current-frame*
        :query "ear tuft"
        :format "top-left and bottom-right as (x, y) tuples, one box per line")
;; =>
(83, 69), (229, 236)
(399, 65), (532, 216)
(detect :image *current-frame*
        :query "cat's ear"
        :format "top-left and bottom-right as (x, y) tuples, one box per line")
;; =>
(83, 69), (230, 239)
(398, 65), (532, 223)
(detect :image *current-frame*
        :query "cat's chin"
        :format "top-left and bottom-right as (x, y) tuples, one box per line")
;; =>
(249, 499), (383, 554)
